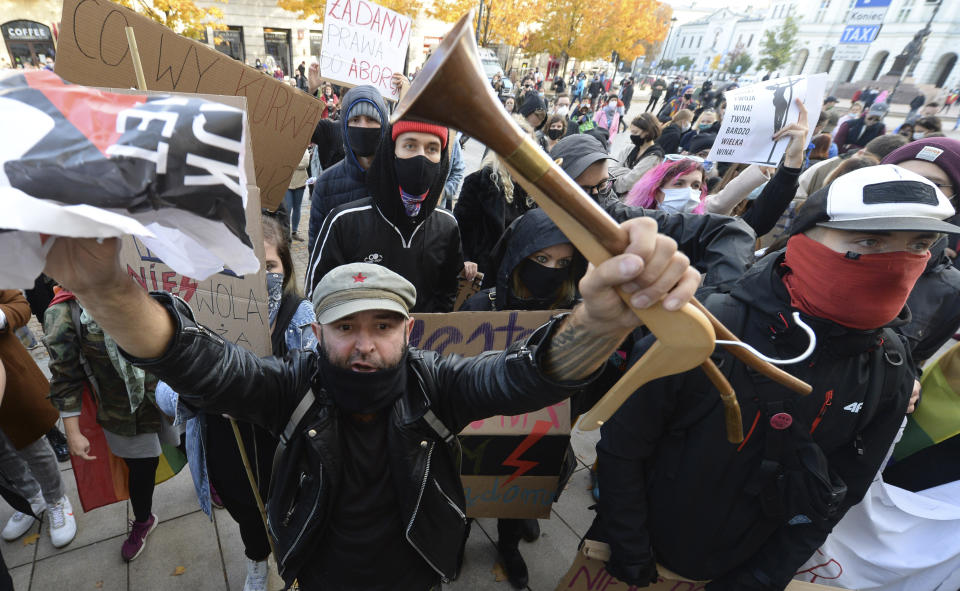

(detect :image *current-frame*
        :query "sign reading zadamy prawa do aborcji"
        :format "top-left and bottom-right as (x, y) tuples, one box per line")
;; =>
(115, 91), (271, 357)
(411, 311), (572, 519)
(55, 0), (320, 211)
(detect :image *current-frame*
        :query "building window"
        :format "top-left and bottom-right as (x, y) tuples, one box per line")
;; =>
(213, 26), (244, 62)
(843, 0), (857, 21)
(310, 31), (323, 58)
(738, 34), (743, 45)
(263, 28), (292, 76)
(815, 0), (830, 23)
(896, 0), (915, 23)
(681, 37), (686, 49)
(698, 36), (703, 48)
(748, 33), (754, 47)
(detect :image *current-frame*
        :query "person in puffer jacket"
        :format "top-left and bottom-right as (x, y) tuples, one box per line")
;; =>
(307, 85), (388, 250)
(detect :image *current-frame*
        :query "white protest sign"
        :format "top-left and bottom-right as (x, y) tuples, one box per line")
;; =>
(319, 0), (413, 101)
(708, 73), (827, 166)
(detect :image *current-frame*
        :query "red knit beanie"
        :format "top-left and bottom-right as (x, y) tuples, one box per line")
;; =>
(391, 120), (448, 150)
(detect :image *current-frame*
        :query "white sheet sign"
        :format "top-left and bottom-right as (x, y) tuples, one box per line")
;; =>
(319, 0), (412, 101)
(708, 73), (828, 166)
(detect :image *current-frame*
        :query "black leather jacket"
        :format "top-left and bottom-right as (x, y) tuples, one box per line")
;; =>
(126, 293), (600, 587)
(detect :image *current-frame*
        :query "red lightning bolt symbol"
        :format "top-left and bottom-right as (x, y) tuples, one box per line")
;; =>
(501, 419), (554, 486)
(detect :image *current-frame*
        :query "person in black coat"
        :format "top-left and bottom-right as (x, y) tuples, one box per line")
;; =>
(655, 109), (693, 154)
(454, 153), (536, 279)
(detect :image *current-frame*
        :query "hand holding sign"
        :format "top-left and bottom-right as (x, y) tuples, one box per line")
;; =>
(708, 73), (826, 166)
(773, 98), (810, 169)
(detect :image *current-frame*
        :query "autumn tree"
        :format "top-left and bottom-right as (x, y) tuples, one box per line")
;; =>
(757, 15), (799, 74)
(427, 0), (535, 47)
(113, 0), (226, 39)
(525, 0), (670, 75)
(277, 0), (422, 23)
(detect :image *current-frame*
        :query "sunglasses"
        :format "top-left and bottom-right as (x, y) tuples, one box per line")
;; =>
(578, 175), (614, 195)
(665, 154), (705, 163)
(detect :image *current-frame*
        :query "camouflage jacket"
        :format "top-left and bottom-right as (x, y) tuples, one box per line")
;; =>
(44, 300), (163, 437)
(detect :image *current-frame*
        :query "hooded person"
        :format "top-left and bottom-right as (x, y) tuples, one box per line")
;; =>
(305, 119), (465, 313)
(880, 138), (960, 366)
(518, 93), (548, 132)
(590, 164), (960, 590)
(308, 85), (389, 248)
(833, 101), (888, 153)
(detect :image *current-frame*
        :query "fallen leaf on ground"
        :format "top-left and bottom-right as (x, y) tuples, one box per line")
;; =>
(95, 582), (103, 589)
(22, 533), (39, 546)
(492, 562), (508, 582)
(171, 566), (186, 576)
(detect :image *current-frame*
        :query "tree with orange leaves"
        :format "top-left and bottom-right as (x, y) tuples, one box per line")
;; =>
(526, 0), (670, 73)
(276, 0), (423, 23)
(112, 0), (227, 40)
(427, 0), (536, 47)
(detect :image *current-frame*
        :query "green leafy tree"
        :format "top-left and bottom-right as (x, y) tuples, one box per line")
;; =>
(757, 15), (799, 74)
(675, 56), (695, 71)
(659, 58), (674, 69)
(727, 52), (753, 74)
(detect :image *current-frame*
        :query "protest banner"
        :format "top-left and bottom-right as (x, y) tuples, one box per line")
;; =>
(319, 0), (413, 100)
(412, 310), (571, 518)
(555, 541), (851, 591)
(55, 0), (321, 210)
(707, 73), (828, 166)
(116, 92), (271, 356)
(453, 272), (485, 311)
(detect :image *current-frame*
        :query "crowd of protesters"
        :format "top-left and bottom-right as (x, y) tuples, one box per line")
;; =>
(2, 51), (960, 591)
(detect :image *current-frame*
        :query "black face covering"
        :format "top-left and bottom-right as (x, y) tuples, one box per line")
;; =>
(630, 133), (646, 146)
(517, 258), (570, 298)
(347, 126), (382, 158)
(395, 155), (441, 196)
(547, 128), (564, 140)
(318, 347), (408, 414)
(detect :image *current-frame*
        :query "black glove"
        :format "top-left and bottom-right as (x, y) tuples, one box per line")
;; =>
(604, 557), (658, 588)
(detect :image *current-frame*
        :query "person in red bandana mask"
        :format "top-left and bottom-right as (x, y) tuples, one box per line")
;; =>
(587, 163), (960, 591)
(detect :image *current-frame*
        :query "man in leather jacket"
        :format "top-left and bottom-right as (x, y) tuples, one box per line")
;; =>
(589, 165), (954, 590)
(41, 217), (699, 590)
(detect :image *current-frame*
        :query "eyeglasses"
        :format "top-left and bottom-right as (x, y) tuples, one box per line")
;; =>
(578, 175), (614, 195)
(665, 154), (705, 163)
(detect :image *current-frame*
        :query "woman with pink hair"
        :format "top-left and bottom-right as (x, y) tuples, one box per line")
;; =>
(626, 156), (707, 214)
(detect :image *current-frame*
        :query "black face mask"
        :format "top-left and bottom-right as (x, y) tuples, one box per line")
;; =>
(547, 128), (564, 140)
(517, 258), (570, 299)
(317, 347), (408, 414)
(395, 155), (441, 196)
(630, 133), (646, 146)
(347, 126), (381, 158)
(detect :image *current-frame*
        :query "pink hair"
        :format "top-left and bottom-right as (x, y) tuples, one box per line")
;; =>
(626, 160), (708, 214)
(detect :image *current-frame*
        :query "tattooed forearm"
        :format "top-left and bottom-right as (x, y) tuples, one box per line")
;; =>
(542, 312), (624, 381)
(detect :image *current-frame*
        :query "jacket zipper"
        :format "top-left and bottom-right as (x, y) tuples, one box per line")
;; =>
(809, 390), (833, 434)
(434, 480), (466, 521)
(183, 324), (224, 345)
(281, 472), (308, 527)
(270, 468), (323, 567)
(404, 442), (451, 581)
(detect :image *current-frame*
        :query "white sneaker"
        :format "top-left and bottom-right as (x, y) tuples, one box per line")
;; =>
(243, 557), (269, 591)
(46, 495), (76, 548)
(1, 494), (45, 541)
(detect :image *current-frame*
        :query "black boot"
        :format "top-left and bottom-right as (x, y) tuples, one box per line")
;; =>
(497, 539), (528, 589)
(46, 428), (70, 463)
(519, 519), (540, 542)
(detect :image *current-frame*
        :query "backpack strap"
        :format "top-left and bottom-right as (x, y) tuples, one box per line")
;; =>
(68, 300), (102, 398)
(272, 389), (317, 477)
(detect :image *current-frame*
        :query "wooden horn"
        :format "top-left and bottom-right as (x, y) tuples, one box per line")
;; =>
(393, 12), (810, 436)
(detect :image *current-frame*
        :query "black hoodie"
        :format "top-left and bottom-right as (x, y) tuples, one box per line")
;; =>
(305, 125), (464, 313)
(307, 85), (389, 248)
(461, 209), (586, 311)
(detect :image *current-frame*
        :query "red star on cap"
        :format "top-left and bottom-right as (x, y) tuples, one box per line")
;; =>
(352, 273), (366, 283)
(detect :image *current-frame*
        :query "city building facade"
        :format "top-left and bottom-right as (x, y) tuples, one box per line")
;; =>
(657, 0), (959, 95)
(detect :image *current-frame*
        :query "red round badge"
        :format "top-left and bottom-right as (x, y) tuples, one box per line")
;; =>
(770, 413), (793, 430)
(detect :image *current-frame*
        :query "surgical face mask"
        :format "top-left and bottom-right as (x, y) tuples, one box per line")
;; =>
(659, 187), (701, 213)
(680, 122), (691, 132)
(556, 105), (570, 116)
(698, 123), (713, 131)
(913, 131), (926, 140)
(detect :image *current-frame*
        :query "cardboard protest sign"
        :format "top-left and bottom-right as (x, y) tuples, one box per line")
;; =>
(55, 0), (321, 210)
(411, 311), (571, 518)
(118, 92), (270, 356)
(555, 541), (852, 591)
(708, 73), (827, 166)
(453, 272), (485, 311)
(319, 0), (413, 100)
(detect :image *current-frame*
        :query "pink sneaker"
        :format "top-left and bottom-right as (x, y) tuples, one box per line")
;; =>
(121, 513), (157, 562)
